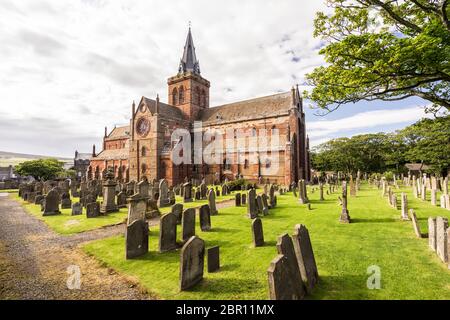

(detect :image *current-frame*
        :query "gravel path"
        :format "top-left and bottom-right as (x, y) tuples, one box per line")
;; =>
(0, 193), (154, 300)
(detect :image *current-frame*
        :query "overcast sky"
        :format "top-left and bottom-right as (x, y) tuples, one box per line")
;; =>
(0, 0), (432, 158)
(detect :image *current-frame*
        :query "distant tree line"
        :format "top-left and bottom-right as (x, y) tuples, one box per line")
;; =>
(311, 116), (450, 176)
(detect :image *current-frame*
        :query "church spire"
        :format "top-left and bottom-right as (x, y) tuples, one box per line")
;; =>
(178, 26), (201, 75)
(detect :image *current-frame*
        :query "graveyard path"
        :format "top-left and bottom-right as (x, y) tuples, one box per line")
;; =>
(0, 193), (154, 300)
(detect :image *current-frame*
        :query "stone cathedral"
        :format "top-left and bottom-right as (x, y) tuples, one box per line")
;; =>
(88, 27), (311, 186)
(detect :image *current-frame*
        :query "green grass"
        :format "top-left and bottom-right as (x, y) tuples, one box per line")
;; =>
(1, 189), (19, 193)
(10, 193), (128, 235)
(82, 183), (450, 300)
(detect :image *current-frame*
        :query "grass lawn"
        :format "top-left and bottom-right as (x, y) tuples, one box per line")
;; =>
(9, 193), (128, 235)
(1, 189), (19, 193)
(82, 183), (450, 300)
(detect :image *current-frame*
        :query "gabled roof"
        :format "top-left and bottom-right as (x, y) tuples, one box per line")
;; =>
(140, 97), (185, 120)
(405, 163), (430, 171)
(105, 125), (130, 141)
(199, 92), (294, 125)
(178, 27), (201, 75)
(75, 153), (92, 160)
(94, 148), (129, 161)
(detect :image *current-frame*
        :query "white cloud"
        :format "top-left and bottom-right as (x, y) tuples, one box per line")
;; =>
(307, 105), (433, 146)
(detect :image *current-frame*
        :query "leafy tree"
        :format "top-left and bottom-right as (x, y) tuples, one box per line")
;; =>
(305, 0), (450, 115)
(15, 158), (65, 180)
(399, 116), (450, 175)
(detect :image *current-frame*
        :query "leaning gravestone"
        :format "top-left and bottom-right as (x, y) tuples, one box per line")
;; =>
(207, 246), (220, 273)
(292, 224), (319, 294)
(86, 202), (100, 218)
(268, 254), (304, 300)
(199, 204), (211, 231)
(71, 202), (83, 216)
(410, 209), (422, 238)
(251, 218), (264, 247)
(247, 189), (257, 218)
(428, 217), (437, 251)
(436, 216), (449, 263)
(207, 189), (218, 215)
(179, 236), (205, 291)
(125, 219), (149, 259)
(43, 188), (61, 216)
(182, 208), (196, 242)
(171, 203), (184, 224)
(159, 213), (178, 252)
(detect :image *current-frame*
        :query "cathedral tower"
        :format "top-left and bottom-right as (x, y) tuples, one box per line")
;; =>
(167, 27), (210, 121)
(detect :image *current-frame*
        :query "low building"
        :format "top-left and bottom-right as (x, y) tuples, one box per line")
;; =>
(74, 150), (93, 179)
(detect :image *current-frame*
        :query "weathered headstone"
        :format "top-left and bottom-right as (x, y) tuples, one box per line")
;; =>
(247, 189), (257, 218)
(125, 219), (149, 259)
(400, 193), (409, 220)
(179, 236), (205, 291)
(171, 203), (184, 224)
(436, 216), (449, 263)
(158, 179), (170, 207)
(431, 189), (437, 206)
(428, 217), (437, 251)
(183, 182), (193, 202)
(319, 182), (324, 201)
(100, 170), (118, 214)
(410, 209), (422, 238)
(159, 213), (178, 252)
(61, 192), (72, 209)
(181, 208), (196, 242)
(199, 204), (211, 231)
(235, 193), (241, 206)
(339, 181), (351, 223)
(256, 195), (264, 215)
(43, 188), (60, 216)
(207, 189), (218, 215)
(86, 201), (100, 218)
(207, 246), (220, 273)
(71, 202), (82, 216)
(261, 194), (269, 215)
(252, 218), (264, 247)
(292, 224), (318, 294)
(117, 191), (127, 208)
(241, 193), (247, 205)
(269, 185), (276, 208)
(127, 194), (147, 225)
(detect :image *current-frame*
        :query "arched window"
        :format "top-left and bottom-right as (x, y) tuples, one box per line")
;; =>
(172, 88), (178, 105)
(141, 146), (147, 157)
(244, 159), (249, 169)
(252, 127), (257, 136)
(179, 86), (184, 104)
(141, 163), (147, 174)
(265, 158), (271, 168)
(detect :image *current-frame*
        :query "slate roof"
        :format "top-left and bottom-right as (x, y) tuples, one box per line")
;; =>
(199, 92), (293, 125)
(105, 125), (130, 141)
(74, 153), (92, 161)
(178, 27), (201, 75)
(94, 148), (129, 161)
(405, 163), (430, 171)
(142, 97), (185, 120)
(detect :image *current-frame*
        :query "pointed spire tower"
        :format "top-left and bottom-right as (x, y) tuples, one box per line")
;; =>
(168, 25), (210, 121)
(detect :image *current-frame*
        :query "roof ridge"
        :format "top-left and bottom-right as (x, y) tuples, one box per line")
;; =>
(211, 91), (290, 109)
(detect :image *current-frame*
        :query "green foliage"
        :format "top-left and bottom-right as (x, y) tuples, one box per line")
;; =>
(311, 116), (450, 175)
(305, 0), (450, 114)
(226, 178), (248, 191)
(15, 158), (65, 180)
(383, 171), (394, 181)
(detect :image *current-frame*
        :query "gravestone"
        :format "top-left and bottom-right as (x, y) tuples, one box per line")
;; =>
(241, 193), (247, 205)
(117, 191), (127, 208)
(171, 203), (184, 224)
(247, 189), (257, 218)
(269, 233), (306, 300)
(35, 194), (45, 205)
(169, 189), (176, 205)
(267, 254), (303, 300)
(158, 179), (170, 207)
(71, 202), (82, 216)
(194, 189), (201, 201)
(298, 180), (307, 204)
(431, 189), (437, 206)
(125, 219), (149, 259)
(251, 218), (264, 247)
(207, 189), (218, 215)
(159, 213), (178, 252)
(319, 182), (324, 201)
(183, 182), (193, 202)
(43, 188), (60, 216)
(428, 217), (437, 251)
(410, 209), (422, 238)
(86, 202), (100, 218)
(292, 224), (319, 294)
(61, 192), (72, 209)
(421, 184), (427, 201)
(179, 236), (205, 291)
(100, 171), (119, 214)
(269, 185), (276, 208)
(207, 246), (220, 273)
(127, 194), (147, 225)
(400, 193), (409, 220)
(199, 204), (211, 231)
(215, 187), (220, 197)
(200, 183), (208, 200)
(137, 179), (149, 197)
(436, 216), (449, 263)
(256, 195), (264, 215)
(261, 194), (269, 215)
(182, 208), (196, 242)
(339, 181), (351, 223)
(235, 193), (241, 206)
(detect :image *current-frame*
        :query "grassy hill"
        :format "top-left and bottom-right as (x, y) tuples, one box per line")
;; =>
(0, 151), (72, 167)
